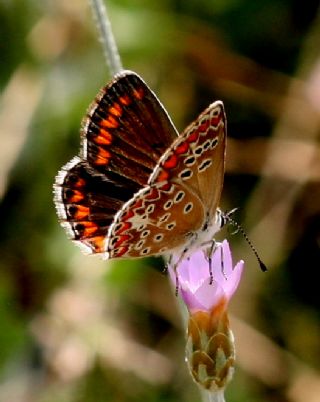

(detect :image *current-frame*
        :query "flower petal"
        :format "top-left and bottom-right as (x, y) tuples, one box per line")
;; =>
(193, 278), (225, 312)
(180, 286), (207, 312)
(169, 240), (244, 312)
(223, 259), (244, 300)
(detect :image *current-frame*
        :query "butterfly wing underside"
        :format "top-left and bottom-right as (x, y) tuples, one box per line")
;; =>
(106, 182), (206, 258)
(54, 157), (139, 254)
(54, 71), (178, 255)
(81, 71), (178, 186)
(150, 101), (226, 219)
(107, 101), (226, 259)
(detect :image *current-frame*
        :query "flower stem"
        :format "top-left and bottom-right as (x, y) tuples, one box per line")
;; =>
(201, 390), (226, 402)
(89, 0), (123, 75)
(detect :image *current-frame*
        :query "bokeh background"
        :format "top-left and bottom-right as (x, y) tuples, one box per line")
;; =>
(1, 1), (320, 401)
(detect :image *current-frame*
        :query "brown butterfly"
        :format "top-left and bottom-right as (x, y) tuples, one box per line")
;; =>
(54, 70), (226, 261)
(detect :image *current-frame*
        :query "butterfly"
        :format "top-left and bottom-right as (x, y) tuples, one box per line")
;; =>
(53, 70), (226, 262)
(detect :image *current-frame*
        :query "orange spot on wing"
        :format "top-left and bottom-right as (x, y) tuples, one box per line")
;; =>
(113, 245), (129, 257)
(121, 210), (134, 221)
(187, 131), (199, 143)
(74, 205), (90, 219)
(73, 178), (86, 188)
(175, 142), (189, 155)
(132, 87), (144, 100)
(82, 221), (98, 237)
(95, 148), (111, 165)
(133, 199), (143, 209)
(101, 115), (119, 128)
(116, 222), (132, 234)
(119, 95), (131, 106)
(159, 182), (171, 192)
(68, 190), (84, 203)
(210, 116), (221, 126)
(89, 236), (105, 253)
(114, 235), (130, 248)
(156, 169), (170, 182)
(163, 154), (178, 169)
(95, 129), (112, 145)
(199, 119), (210, 131)
(95, 135), (110, 145)
(109, 102), (122, 117)
(145, 188), (159, 200)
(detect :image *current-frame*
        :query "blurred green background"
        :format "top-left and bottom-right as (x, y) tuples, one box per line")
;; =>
(0, 0), (319, 401)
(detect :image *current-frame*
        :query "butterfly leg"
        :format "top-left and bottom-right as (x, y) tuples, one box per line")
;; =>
(170, 247), (190, 296)
(220, 245), (227, 280)
(206, 240), (221, 285)
(164, 254), (181, 296)
(163, 255), (172, 275)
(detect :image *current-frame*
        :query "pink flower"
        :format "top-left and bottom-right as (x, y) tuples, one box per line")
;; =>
(169, 240), (245, 392)
(172, 240), (244, 314)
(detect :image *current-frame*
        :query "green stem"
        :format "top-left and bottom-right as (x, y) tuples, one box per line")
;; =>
(89, 0), (123, 75)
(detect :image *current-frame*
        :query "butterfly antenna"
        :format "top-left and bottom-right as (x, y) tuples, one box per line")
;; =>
(224, 211), (268, 272)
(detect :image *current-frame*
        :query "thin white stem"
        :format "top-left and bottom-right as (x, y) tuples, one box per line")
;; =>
(201, 390), (226, 402)
(89, 0), (123, 75)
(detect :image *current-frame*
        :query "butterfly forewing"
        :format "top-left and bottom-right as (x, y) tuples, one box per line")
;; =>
(149, 101), (226, 219)
(81, 71), (178, 186)
(184, 102), (226, 218)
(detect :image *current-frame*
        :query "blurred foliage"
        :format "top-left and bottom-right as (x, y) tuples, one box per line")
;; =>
(0, 0), (319, 401)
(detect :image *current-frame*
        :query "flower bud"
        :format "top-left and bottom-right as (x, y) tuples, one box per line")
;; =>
(185, 299), (235, 391)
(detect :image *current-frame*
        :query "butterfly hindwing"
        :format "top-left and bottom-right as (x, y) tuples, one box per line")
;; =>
(54, 157), (139, 255)
(106, 181), (206, 259)
(54, 71), (180, 255)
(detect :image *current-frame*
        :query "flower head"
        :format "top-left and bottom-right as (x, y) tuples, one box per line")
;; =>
(172, 240), (244, 314)
(169, 240), (244, 393)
